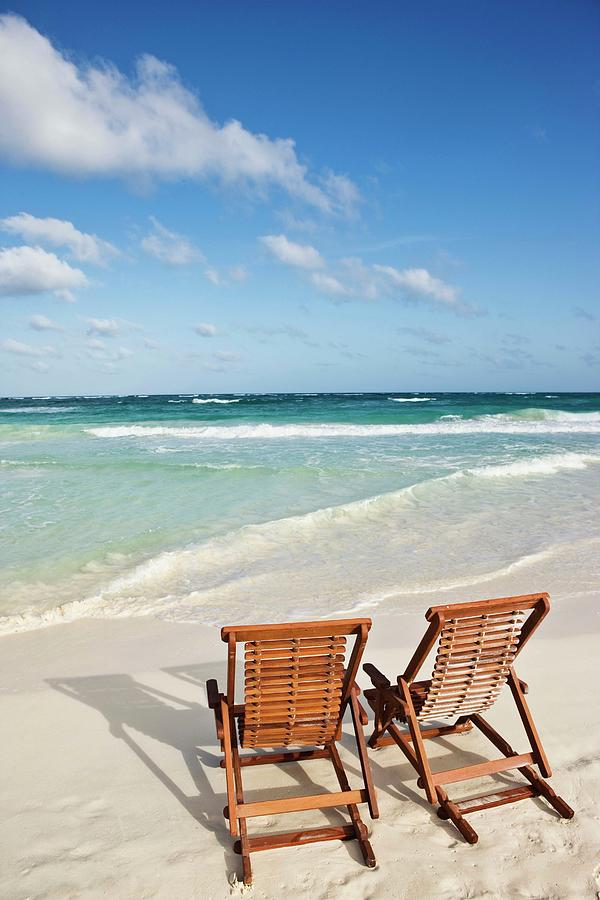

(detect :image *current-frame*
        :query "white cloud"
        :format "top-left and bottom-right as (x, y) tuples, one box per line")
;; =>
(204, 264), (248, 287)
(84, 337), (133, 363)
(28, 313), (64, 332)
(214, 350), (240, 363)
(1, 337), (57, 357)
(0, 212), (117, 264)
(0, 15), (357, 214)
(310, 271), (351, 297)
(144, 337), (159, 349)
(374, 265), (468, 310)
(260, 234), (324, 269)
(141, 217), (202, 265)
(0, 245), (87, 298)
(84, 317), (120, 337)
(194, 322), (218, 337)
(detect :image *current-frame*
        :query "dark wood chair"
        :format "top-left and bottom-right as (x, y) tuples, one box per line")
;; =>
(363, 593), (574, 843)
(207, 618), (378, 884)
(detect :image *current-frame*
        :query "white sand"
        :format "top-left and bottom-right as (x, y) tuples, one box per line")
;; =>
(1, 589), (599, 899)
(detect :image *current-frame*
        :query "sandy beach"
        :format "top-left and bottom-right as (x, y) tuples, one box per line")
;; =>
(2, 569), (599, 900)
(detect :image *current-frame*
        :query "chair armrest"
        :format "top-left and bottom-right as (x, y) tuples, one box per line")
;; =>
(518, 678), (529, 694)
(363, 663), (391, 690)
(206, 678), (221, 709)
(206, 679), (224, 742)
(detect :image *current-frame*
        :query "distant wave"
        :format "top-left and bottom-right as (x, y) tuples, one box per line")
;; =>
(2, 406), (76, 414)
(388, 397), (434, 402)
(192, 398), (240, 405)
(86, 409), (600, 439)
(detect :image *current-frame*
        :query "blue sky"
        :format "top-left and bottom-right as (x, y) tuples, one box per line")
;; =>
(0, 1), (598, 394)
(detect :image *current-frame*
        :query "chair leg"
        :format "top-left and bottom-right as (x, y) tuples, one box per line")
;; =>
(220, 698), (238, 837)
(328, 742), (376, 867)
(350, 688), (379, 819)
(398, 679), (437, 804)
(230, 720), (252, 885)
(508, 669), (552, 778)
(436, 787), (479, 844)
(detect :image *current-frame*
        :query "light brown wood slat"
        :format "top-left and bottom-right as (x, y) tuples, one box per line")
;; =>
(237, 789), (367, 819)
(244, 670), (345, 685)
(432, 753), (534, 785)
(242, 631), (346, 749)
(245, 655), (346, 671)
(428, 661), (513, 678)
(244, 709), (341, 724)
(245, 644), (347, 660)
(237, 824), (356, 853)
(438, 636), (520, 653)
(245, 687), (342, 701)
(416, 608), (524, 721)
(246, 636), (347, 649)
(455, 785), (535, 814)
(222, 618), (370, 641)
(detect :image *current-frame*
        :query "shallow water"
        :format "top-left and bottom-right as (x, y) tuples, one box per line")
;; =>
(1, 392), (599, 632)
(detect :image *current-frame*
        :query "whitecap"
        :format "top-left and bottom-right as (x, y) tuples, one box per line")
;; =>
(192, 398), (241, 405)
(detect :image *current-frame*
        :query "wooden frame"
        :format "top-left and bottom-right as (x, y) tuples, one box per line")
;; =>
(363, 593), (574, 843)
(207, 617), (378, 884)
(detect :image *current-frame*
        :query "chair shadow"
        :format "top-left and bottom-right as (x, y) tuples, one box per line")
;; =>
(46, 663), (238, 869)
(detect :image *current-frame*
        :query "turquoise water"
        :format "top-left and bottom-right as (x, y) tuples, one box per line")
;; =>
(1, 392), (599, 632)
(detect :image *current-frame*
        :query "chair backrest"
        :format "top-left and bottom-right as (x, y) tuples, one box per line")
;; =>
(221, 619), (370, 749)
(402, 594), (550, 722)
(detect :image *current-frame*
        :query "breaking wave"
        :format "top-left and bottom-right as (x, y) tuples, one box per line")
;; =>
(192, 398), (241, 405)
(85, 409), (600, 440)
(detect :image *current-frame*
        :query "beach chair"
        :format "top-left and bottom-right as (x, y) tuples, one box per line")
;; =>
(207, 618), (379, 884)
(363, 593), (574, 843)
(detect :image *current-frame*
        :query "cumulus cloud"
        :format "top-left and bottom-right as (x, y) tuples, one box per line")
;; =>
(365, 264), (478, 314)
(310, 271), (350, 297)
(141, 217), (202, 265)
(0, 245), (87, 298)
(374, 266), (459, 305)
(0, 337), (58, 357)
(84, 317), (120, 337)
(0, 15), (358, 214)
(28, 313), (64, 332)
(0, 212), (117, 264)
(194, 322), (218, 337)
(260, 234), (324, 269)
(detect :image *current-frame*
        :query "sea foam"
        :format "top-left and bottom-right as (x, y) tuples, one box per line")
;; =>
(86, 409), (600, 439)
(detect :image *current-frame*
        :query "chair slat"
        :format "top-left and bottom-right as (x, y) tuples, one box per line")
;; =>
(415, 610), (525, 721)
(241, 632), (347, 748)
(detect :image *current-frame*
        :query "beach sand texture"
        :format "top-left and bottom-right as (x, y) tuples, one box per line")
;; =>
(1, 586), (598, 899)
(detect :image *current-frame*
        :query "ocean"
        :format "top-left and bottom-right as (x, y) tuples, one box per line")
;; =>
(1, 392), (599, 634)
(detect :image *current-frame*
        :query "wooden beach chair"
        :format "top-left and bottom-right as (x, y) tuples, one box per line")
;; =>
(363, 593), (574, 843)
(207, 618), (379, 884)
